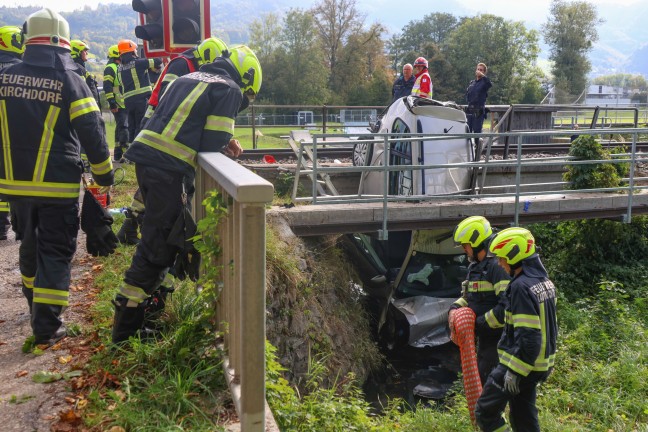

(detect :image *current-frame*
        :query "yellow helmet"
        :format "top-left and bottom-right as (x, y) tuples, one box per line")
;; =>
(196, 36), (228, 66)
(489, 227), (536, 265)
(0, 25), (25, 55)
(453, 216), (492, 248)
(23, 8), (70, 51)
(107, 44), (120, 59)
(226, 44), (262, 100)
(70, 39), (89, 59)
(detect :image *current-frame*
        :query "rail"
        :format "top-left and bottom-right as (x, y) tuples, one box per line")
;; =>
(290, 127), (648, 239)
(193, 153), (276, 432)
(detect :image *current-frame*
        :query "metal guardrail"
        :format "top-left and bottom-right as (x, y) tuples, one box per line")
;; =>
(194, 153), (276, 432)
(290, 127), (648, 239)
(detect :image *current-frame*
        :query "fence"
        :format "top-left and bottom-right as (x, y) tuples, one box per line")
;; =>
(193, 153), (276, 432)
(290, 127), (647, 237)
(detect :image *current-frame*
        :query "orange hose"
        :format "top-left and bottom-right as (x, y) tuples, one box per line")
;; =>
(449, 307), (482, 427)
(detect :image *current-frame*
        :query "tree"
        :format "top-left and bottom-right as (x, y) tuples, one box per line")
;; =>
(542, 0), (603, 103)
(444, 15), (540, 105)
(388, 13), (459, 72)
(248, 12), (282, 59)
(311, 0), (364, 89)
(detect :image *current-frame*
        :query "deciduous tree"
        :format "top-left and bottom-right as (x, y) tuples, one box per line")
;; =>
(542, 0), (602, 103)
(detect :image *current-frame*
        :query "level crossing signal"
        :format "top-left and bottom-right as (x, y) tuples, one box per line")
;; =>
(132, 0), (211, 58)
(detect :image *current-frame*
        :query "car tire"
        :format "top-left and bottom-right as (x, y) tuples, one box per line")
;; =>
(353, 141), (373, 166)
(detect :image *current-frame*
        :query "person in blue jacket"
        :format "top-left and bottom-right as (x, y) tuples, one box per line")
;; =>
(392, 63), (415, 102)
(465, 62), (492, 138)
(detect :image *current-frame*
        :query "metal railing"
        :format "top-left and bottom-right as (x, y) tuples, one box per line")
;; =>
(194, 153), (276, 432)
(290, 127), (648, 238)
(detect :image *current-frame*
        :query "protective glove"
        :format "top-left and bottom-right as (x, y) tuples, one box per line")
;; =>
(108, 99), (118, 111)
(503, 369), (521, 395)
(81, 190), (118, 257)
(86, 224), (118, 256)
(172, 246), (201, 281)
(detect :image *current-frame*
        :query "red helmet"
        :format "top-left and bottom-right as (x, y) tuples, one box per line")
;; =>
(414, 57), (428, 68)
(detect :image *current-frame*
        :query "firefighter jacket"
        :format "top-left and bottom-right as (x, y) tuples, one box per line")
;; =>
(498, 255), (558, 377)
(412, 69), (432, 98)
(0, 45), (114, 203)
(124, 58), (243, 179)
(452, 253), (510, 329)
(144, 50), (197, 120)
(0, 52), (21, 71)
(118, 53), (162, 108)
(103, 59), (124, 109)
(72, 56), (100, 106)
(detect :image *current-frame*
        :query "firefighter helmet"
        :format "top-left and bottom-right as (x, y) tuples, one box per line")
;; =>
(23, 8), (70, 50)
(196, 36), (228, 65)
(454, 216), (492, 248)
(117, 39), (137, 55)
(107, 44), (120, 59)
(70, 39), (89, 59)
(0, 26), (24, 55)
(489, 227), (536, 265)
(414, 56), (428, 68)
(226, 44), (262, 99)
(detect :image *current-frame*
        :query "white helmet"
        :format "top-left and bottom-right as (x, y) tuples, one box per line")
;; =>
(23, 8), (70, 51)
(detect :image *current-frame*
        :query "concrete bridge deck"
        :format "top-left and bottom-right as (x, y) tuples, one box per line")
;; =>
(268, 191), (648, 236)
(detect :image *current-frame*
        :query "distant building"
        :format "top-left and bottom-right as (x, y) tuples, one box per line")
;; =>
(584, 84), (632, 105)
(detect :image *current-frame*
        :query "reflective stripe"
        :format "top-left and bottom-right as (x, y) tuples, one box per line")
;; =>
(137, 130), (197, 168)
(0, 200), (8, 211)
(0, 101), (13, 180)
(90, 157), (113, 176)
(498, 349), (555, 376)
(123, 85), (152, 99)
(205, 115), (235, 134)
(163, 82), (207, 137)
(512, 313), (541, 329)
(453, 297), (468, 308)
(494, 280), (509, 295)
(105, 75), (115, 84)
(33, 287), (69, 306)
(493, 424), (512, 432)
(33, 105), (60, 182)
(119, 283), (148, 304)
(148, 59), (157, 70)
(0, 179), (80, 198)
(162, 73), (178, 84)
(144, 105), (154, 119)
(467, 280), (494, 292)
(485, 309), (504, 328)
(22, 274), (34, 289)
(70, 97), (99, 120)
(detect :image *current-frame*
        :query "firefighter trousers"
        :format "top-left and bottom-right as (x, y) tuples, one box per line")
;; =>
(475, 364), (550, 432)
(0, 199), (9, 238)
(124, 96), (149, 145)
(476, 327), (502, 385)
(111, 107), (130, 160)
(9, 200), (79, 339)
(122, 164), (193, 297)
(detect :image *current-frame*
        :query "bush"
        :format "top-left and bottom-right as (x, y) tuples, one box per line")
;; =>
(564, 134), (620, 189)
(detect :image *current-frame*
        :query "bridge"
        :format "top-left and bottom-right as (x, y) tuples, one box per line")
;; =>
(192, 124), (647, 431)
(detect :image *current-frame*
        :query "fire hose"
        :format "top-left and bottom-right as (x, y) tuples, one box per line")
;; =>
(448, 307), (482, 427)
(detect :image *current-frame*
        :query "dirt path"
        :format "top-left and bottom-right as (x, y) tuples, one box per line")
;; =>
(0, 229), (96, 431)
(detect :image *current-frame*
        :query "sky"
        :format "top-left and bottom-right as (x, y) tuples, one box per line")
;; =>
(0, 0), (643, 28)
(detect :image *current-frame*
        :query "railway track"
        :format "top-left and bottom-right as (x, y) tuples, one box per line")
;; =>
(239, 141), (648, 162)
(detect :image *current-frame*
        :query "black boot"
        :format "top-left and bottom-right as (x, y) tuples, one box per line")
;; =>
(111, 295), (146, 344)
(117, 217), (139, 245)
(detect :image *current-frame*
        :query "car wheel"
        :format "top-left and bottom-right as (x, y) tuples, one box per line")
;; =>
(353, 141), (373, 166)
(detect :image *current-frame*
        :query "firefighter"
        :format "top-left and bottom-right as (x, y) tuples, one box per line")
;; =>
(451, 216), (511, 385)
(111, 44), (261, 344)
(0, 9), (114, 346)
(475, 227), (558, 432)
(70, 39), (100, 106)
(103, 44), (129, 162)
(0, 25), (24, 240)
(411, 56), (432, 99)
(117, 39), (162, 156)
(116, 37), (230, 246)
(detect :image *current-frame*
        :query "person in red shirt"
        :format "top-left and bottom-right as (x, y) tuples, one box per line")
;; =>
(411, 56), (432, 98)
